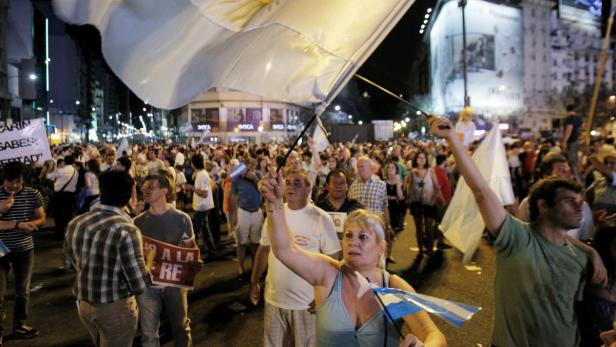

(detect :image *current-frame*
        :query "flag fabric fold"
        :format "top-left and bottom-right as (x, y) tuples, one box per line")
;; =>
(312, 117), (330, 152)
(439, 126), (515, 264)
(116, 138), (130, 159)
(355, 271), (480, 328)
(373, 287), (481, 328)
(53, 0), (415, 109)
(230, 163), (247, 178)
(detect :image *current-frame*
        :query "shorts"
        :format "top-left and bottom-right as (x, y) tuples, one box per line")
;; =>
(264, 302), (316, 347)
(236, 208), (264, 245)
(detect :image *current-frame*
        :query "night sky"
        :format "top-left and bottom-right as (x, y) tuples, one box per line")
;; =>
(38, 0), (616, 122)
(47, 0), (438, 121)
(347, 0), (437, 121)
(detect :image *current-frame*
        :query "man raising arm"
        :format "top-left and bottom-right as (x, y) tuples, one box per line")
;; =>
(429, 116), (590, 347)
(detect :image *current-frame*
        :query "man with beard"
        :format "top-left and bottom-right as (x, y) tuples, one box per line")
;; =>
(429, 115), (591, 347)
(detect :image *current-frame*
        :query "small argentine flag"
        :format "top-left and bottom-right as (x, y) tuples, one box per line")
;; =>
(356, 272), (480, 328)
(230, 163), (247, 178)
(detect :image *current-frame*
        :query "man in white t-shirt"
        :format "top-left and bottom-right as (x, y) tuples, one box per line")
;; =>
(249, 169), (340, 347)
(173, 147), (185, 167)
(189, 154), (216, 259)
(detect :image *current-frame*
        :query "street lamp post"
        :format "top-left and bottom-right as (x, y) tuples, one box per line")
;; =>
(458, 0), (470, 107)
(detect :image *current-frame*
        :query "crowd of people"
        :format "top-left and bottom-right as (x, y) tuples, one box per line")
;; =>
(0, 109), (612, 346)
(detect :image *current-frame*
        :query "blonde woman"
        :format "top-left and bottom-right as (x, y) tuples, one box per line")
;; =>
(259, 173), (447, 347)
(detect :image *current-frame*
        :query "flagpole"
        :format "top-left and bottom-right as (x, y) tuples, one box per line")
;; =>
(584, 3), (616, 140)
(355, 74), (451, 130)
(275, 111), (319, 172)
(372, 289), (405, 339)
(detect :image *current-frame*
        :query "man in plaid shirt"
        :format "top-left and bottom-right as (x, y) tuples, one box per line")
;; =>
(64, 171), (149, 347)
(348, 156), (390, 221)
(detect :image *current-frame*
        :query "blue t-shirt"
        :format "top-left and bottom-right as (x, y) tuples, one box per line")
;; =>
(232, 173), (262, 211)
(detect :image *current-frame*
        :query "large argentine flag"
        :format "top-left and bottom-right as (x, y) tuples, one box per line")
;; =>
(53, 0), (415, 109)
(356, 271), (480, 328)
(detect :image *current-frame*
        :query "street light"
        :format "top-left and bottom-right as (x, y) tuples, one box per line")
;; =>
(334, 105), (341, 111)
(75, 100), (80, 105)
(28, 74), (37, 80)
(358, 120), (363, 125)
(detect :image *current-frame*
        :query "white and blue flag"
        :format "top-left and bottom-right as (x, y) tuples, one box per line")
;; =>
(356, 272), (480, 328)
(230, 163), (247, 179)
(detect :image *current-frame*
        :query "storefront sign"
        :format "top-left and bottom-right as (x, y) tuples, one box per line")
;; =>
(270, 108), (285, 131)
(191, 108), (220, 132)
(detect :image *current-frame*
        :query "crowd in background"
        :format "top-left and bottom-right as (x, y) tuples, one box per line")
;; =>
(0, 107), (615, 346)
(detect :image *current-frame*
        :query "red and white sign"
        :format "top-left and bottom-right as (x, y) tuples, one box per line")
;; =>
(143, 236), (200, 289)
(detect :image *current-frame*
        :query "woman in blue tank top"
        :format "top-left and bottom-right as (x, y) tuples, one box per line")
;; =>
(259, 173), (447, 347)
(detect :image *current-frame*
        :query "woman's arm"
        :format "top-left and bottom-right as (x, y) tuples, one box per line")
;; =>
(395, 174), (404, 200)
(259, 173), (338, 286)
(389, 275), (447, 347)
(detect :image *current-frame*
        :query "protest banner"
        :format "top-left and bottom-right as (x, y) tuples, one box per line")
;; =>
(143, 236), (200, 289)
(0, 118), (52, 166)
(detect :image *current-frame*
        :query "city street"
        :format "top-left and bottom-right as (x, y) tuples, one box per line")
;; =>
(3, 213), (495, 347)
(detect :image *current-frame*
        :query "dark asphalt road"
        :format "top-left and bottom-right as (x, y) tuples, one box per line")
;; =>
(3, 213), (495, 347)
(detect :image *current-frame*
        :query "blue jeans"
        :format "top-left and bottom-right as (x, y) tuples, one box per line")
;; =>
(137, 286), (192, 347)
(192, 210), (216, 254)
(0, 249), (34, 334)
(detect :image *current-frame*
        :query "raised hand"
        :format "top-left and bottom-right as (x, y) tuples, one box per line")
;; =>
(427, 115), (454, 139)
(258, 171), (284, 205)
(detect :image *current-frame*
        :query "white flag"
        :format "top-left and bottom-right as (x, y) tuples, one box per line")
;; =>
(312, 118), (329, 153)
(52, 0), (414, 109)
(439, 126), (515, 264)
(116, 138), (129, 159)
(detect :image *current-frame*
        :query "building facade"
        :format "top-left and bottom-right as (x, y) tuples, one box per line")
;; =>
(429, 0), (613, 133)
(188, 88), (304, 144)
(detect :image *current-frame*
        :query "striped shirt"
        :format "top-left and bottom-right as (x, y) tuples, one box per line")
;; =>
(64, 204), (149, 304)
(0, 187), (44, 252)
(348, 175), (388, 216)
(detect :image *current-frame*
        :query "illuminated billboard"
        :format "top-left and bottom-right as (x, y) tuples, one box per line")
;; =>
(430, 0), (523, 115)
(227, 108), (262, 132)
(559, 0), (602, 29)
(191, 108), (220, 132)
(270, 108), (285, 131)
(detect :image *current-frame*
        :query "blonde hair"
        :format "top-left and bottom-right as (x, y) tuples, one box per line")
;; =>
(344, 209), (387, 268)
(283, 168), (312, 187)
(458, 106), (475, 122)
